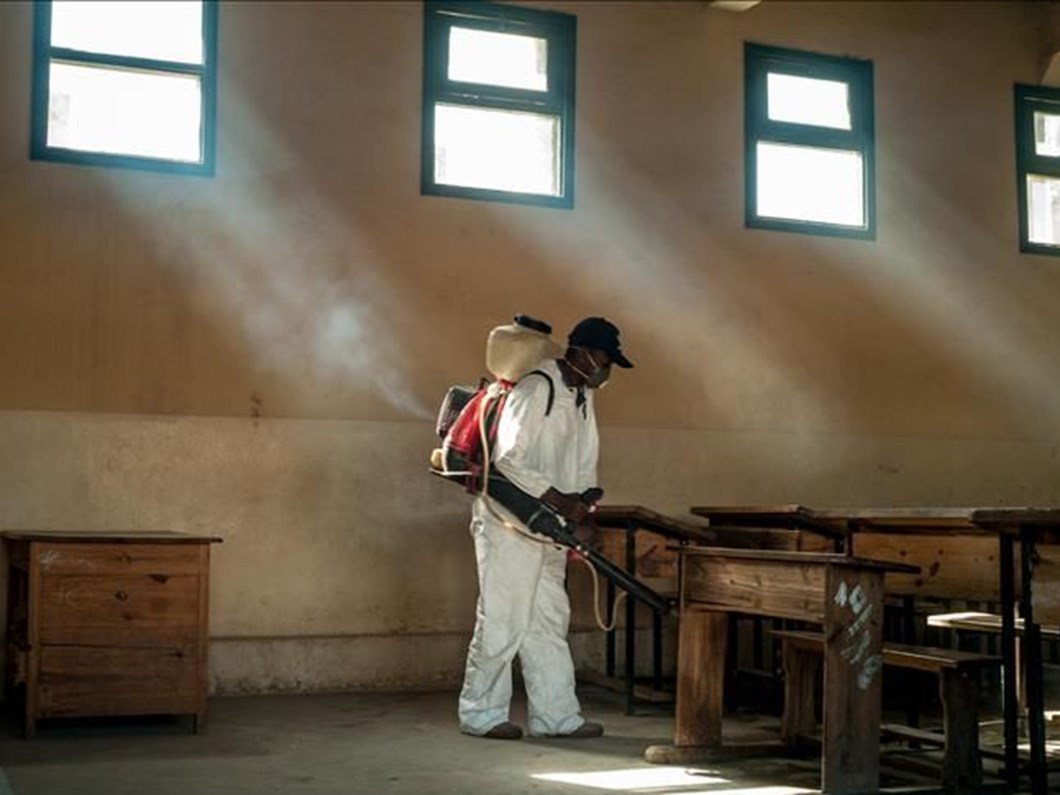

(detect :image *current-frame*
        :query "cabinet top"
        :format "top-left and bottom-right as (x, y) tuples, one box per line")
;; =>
(1, 530), (223, 544)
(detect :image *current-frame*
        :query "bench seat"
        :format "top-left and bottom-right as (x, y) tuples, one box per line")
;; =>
(927, 610), (1060, 639)
(772, 629), (1001, 790)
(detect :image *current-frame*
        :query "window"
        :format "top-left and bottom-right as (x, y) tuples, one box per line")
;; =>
(745, 43), (875, 239)
(1014, 84), (1060, 255)
(31, 0), (218, 176)
(421, 1), (576, 208)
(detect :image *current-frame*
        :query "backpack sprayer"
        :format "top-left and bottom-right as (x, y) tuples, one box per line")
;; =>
(429, 315), (671, 620)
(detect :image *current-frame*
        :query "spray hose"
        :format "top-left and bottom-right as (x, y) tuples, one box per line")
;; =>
(570, 552), (627, 632)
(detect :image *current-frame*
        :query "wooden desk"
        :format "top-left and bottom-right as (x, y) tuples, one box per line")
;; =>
(590, 505), (839, 712)
(3, 530), (222, 737)
(646, 546), (918, 795)
(688, 504), (1060, 795)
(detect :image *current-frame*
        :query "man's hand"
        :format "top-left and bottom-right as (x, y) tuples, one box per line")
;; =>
(541, 487), (591, 524)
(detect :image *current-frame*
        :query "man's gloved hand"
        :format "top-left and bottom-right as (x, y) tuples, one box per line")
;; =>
(541, 487), (592, 524)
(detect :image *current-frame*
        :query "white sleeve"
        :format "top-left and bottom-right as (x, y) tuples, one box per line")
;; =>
(491, 375), (553, 499)
(578, 396), (600, 492)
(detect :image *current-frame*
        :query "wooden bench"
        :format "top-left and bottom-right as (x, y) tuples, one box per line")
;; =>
(927, 609), (1060, 640)
(773, 629), (1002, 790)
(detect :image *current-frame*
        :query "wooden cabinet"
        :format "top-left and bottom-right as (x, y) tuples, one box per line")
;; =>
(3, 531), (221, 737)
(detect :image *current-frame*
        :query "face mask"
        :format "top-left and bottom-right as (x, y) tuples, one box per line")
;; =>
(570, 348), (611, 390)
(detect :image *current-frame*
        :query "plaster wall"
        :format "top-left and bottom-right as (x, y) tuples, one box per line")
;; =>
(1, 1), (1059, 693)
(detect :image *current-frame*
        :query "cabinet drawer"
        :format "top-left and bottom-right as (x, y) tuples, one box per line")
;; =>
(40, 573), (200, 646)
(38, 645), (200, 718)
(35, 543), (202, 576)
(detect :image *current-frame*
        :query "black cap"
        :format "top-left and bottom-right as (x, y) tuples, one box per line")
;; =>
(568, 317), (634, 369)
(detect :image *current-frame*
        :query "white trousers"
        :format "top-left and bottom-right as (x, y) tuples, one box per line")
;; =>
(458, 506), (585, 736)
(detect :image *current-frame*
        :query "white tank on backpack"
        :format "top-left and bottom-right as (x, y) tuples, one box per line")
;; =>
(486, 315), (563, 382)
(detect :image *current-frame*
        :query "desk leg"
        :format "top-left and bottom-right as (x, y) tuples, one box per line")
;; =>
(624, 524), (636, 715)
(652, 610), (663, 693)
(780, 637), (820, 747)
(1020, 527), (1048, 795)
(939, 669), (983, 789)
(822, 566), (883, 795)
(645, 607), (726, 763)
(674, 608), (727, 747)
(999, 533), (1020, 788)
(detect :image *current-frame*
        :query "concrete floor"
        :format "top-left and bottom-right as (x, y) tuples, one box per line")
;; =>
(0, 686), (1053, 795)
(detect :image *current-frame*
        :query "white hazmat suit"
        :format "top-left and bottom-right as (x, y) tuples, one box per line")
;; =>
(458, 357), (599, 737)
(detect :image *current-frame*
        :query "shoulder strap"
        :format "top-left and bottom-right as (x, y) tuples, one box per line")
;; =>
(525, 369), (555, 416)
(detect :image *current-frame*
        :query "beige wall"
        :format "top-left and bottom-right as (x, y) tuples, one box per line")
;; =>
(2, 1), (1059, 694)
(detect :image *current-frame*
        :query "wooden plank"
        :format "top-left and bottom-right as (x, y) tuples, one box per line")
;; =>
(2, 530), (222, 543)
(690, 504), (846, 541)
(852, 533), (1007, 600)
(683, 555), (827, 622)
(680, 546), (917, 572)
(880, 723), (946, 746)
(195, 544), (211, 722)
(973, 508), (1060, 524)
(34, 543), (203, 576)
(971, 509), (1060, 544)
(40, 573), (200, 645)
(596, 506), (827, 550)
(690, 504), (811, 524)
(821, 564), (884, 794)
(673, 608), (727, 747)
(815, 507), (977, 526)
(697, 526), (826, 551)
(26, 541), (42, 738)
(38, 645), (198, 717)
(927, 611), (1060, 640)
(1033, 545), (1060, 627)
(773, 630), (1001, 673)
(598, 529), (679, 579)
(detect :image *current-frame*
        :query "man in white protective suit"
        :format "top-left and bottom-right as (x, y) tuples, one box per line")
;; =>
(458, 317), (634, 740)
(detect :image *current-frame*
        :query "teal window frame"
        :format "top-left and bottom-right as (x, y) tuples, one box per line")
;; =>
(1014, 83), (1060, 256)
(745, 42), (876, 240)
(30, 0), (218, 176)
(421, 0), (576, 209)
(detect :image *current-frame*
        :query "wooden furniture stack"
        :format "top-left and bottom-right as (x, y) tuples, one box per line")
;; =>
(686, 504), (1060, 795)
(3, 531), (222, 737)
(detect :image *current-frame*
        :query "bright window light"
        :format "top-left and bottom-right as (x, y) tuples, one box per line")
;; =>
(47, 61), (203, 161)
(434, 103), (560, 195)
(532, 767), (815, 794)
(767, 73), (851, 130)
(32, 0), (215, 173)
(746, 44), (873, 238)
(756, 142), (864, 226)
(1026, 173), (1060, 246)
(448, 27), (547, 92)
(1033, 111), (1060, 158)
(422, 2), (574, 207)
(51, 0), (204, 65)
